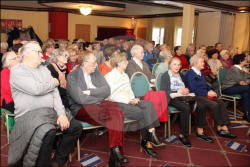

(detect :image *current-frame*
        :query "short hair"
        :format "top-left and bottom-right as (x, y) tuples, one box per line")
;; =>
(12, 43), (23, 54)
(207, 49), (218, 58)
(110, 51), (127, 68)
(82, 42), (92, 51)
(42, 39), (55, 51)
(2, 51), (16, 68)
(233, 54), (246, 65)
(168, 57), (181, 67)
(190, 54), (204, 67)
(50, 49), (69, 63)
(220, 50), (229, 58)
(174, 46), (181, 53)
(67, 46), (77, 55)
(103, 46), (119, 61)
(185, 44), (195, 53)
(159, 50), (172, 62)
(215, 42), (222, 48)
(58, 39), (68, 48)
(20, 41), (40, 59)
(130, 44), (143, 57)
(78, 50), (94, 66)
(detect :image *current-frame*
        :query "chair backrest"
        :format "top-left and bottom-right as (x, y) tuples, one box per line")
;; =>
(180, 70), (189, 76)
(218, 68), (227, 95)
(152, 63), (160, 77)
(130, 72), (150, 97)
(155, 72), (164, 91)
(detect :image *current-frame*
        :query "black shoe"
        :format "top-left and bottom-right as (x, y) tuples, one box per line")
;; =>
(108, 152), (121, 167)
(140, 140), (157, 157)
(217, 130), (237, 139)
(148, 130), (166, 147)
(196, 133), (213, 143)
(111, 146), (129, 164)
(178, 136), (191, 147)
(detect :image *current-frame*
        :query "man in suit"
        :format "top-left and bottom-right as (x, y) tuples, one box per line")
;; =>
(66, 51), (127, 166)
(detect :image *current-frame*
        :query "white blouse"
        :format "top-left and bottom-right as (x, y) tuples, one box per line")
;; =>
(105, 68), (135, 104)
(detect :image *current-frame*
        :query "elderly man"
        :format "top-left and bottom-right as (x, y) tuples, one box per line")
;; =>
(8, 41), (82, 167)
(66, 50), (127, 166)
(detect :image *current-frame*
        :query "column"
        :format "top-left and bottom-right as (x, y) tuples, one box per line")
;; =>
(181, 4), (195, 50)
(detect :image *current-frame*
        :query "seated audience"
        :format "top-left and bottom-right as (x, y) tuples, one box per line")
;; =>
(42, 39), (55, 65)
(58, 39), (68, 51)
(66, 51), (127, 166)
(1, 51), (20, 113)
(99, 46), (118, 75)
(8, 41), (82, 167)
(220, 50), (233, 69)
(143, 42), (156, 70)
(215, 42), (223, 57)
(126, 44), (154, 83)
(120, 41), (132, 60)
(93, 42), (105, 65)
(207, 49), (222, 76)
(185, 54), (237, 139)
(82, 42), (93, 51)
(66, 46), (79, 72)
(222, 54), (250, 122)
(174, 46), (190, 71)
(184, 44), (195, 63)
(160, 44), (170, 52)
(154, 50), (172, 77)
(161, 57), (213, 147)
(105, 51), (165, 156)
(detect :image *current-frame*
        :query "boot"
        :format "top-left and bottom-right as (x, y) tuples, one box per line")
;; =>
(111, 146), (128, 164)
(140, 139), (157, 157)
(148, 130), (166, 147)
(108, 151), (121, 167)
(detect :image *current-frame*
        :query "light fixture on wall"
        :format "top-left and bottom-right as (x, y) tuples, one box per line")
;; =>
(80, 7), (92, 15)
(131, 17), (136, 28)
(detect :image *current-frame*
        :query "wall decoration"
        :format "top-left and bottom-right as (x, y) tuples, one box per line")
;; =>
(1, 19), (22, 33)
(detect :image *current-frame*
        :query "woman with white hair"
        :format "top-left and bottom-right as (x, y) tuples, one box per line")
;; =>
(154, 50), (173, 77)
(47, 49), (69, 108)
(220, 50), (232, 69)
(185, 54), (236, 139)
(1, 51), (20, 113)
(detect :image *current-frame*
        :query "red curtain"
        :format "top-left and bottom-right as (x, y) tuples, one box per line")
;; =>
(49, 12), (68, 40)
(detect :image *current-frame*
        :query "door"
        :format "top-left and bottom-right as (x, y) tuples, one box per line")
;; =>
(75, 24), (90, 42)
(137, 27), (147, 40)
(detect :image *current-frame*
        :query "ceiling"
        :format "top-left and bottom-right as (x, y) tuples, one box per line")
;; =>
(1, 0), (249, 18)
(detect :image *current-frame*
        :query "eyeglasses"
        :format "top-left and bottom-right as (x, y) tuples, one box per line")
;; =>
(32, 50), (43, 55)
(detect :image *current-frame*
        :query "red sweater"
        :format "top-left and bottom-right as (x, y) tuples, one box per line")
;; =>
(174, 54), (190, 70)
(202, 61), (212, 76)
(1, 68), (13, 105)
(66, 59), (79, 73)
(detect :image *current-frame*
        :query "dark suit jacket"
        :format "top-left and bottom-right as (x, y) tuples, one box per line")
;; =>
(66, 66), (110, 116)
(125, 59), (154, 81)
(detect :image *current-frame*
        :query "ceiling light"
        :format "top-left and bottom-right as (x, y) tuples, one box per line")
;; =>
(80, 7), (92, 16)
(239, 10), (245, 13)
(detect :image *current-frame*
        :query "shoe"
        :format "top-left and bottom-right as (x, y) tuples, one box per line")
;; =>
(111, 146), (129, 164)
(196, 133), (213, 143)
(217, 130), (237, 139)
(148, 130), (166, 147)
(178, 136), (191, 147)
(108, 151), (121, 167)
(140, 140), (157, 157)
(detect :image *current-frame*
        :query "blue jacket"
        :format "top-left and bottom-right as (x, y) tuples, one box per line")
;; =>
(143, 51), (156, 70)
(185, 69), (211, 96)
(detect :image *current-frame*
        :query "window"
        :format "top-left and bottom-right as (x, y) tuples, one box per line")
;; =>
(175, 28), (194, 46)
(152, 27), (164, 45)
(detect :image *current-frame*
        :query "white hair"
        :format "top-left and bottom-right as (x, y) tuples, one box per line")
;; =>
(50, 49), (69, 63)
(20, 41), (40, 60)
(130, 44), (143, 57)
(159, 50), (172, 62)
(2, 51), (16, 68)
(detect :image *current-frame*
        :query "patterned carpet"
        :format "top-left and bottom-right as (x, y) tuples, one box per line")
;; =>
(1, 112), (249, 167)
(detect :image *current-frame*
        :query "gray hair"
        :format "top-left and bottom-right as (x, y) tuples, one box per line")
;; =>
(130, 44), (143, 57)
(168, 57), (181, 67)
(50, 49), (69, 63)
(190, 54), (204, 67)
(20, 41), (40, 60)
(2, 51), (16, 68)
(159, 50), (172, 62)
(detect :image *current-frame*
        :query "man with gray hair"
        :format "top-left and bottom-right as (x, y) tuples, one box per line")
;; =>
(8, 41), (82, 167)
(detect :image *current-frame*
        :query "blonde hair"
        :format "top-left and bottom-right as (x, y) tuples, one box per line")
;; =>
(220, 50), (229, 58)
(42, 39), (55, 51)
(190, 54), (204, 67)
(130, 44), (143, 57)
(110, 51), (127, 68)
(78, 50), (94, 66)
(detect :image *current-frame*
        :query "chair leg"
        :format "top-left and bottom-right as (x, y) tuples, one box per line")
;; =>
(189, 114), (191, 135)
(168, 115), (171, 140)
(233, 99), (237, 121)
(77, 139), (80, 161)
(6, 114), (10, 144)
(164, 122), (167, 139)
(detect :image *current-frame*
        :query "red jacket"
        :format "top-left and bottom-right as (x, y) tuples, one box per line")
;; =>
(66, 59), (79, 73)
(1, 68), (13, 105)
(174, 54), (190, 70)
(202, 61), (212, 76)
(42, 52), (49, 60)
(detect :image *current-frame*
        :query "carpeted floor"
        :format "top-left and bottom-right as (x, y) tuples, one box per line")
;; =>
(1, 111), (249, 167)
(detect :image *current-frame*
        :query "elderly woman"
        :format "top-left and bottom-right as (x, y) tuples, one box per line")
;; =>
(99, 46), (118, 75)
(58, 40), (68, 51)
(174, 46), (190, 71)
(1, 51), (20, 113)
(220, 50), (232, 70)
(154, 50), (172, 77)
(105, 51), (164, 157)
(160, 57), (213, 147)
(42, 39), (55, 65)
(66, 46), (79, 73)
(222, 54), (250, 122)
(47, 49), (69, 109)
(185, 54), (236, 139)
(126, 44), (155, 84)
(184, 44), (195, 63)
(207, 49), (222, 75)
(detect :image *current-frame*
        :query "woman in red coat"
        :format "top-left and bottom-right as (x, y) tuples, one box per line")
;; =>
(174, 46), (190, 71)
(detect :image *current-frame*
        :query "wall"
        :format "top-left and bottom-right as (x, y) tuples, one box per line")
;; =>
(68, 13), (132, 42)
(1, 9), (49, 42)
